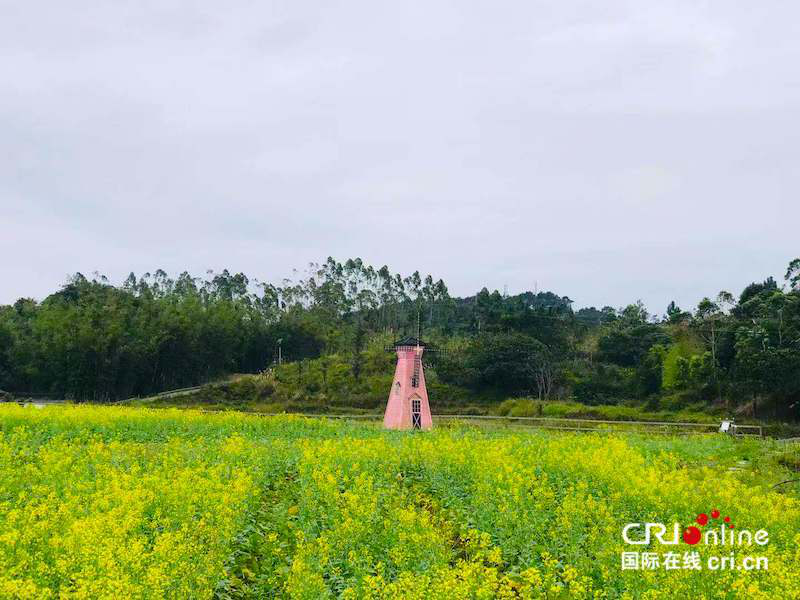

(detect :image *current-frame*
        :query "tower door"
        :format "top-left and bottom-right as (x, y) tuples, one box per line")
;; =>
(411, 397), (421, 429)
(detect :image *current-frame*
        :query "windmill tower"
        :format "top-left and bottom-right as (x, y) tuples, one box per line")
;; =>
(383, 336), (433, 430)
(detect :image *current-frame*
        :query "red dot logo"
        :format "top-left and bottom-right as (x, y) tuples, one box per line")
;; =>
(683, 526), (702, 545)
(724, 516), (731, 523)
(696, 513), (708, 526)
(711, 509), (720, 519)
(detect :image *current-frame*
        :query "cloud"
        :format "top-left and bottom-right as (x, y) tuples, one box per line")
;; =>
(1, 1), (798, 313)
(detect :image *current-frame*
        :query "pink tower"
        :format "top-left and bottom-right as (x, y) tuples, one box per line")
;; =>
(383, 337), (433, 430)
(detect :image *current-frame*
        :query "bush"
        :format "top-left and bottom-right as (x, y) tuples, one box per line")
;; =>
(492, 398), (723, 423)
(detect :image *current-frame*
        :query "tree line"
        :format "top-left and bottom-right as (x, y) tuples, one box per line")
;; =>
(1, 257), (799, 419)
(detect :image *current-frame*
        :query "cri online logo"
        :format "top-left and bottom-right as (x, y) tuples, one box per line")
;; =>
(622, 508), (769, 547)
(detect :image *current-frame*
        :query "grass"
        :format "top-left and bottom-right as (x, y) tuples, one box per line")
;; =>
(493, 398), (723, 423)
(123, 375), (800, 437)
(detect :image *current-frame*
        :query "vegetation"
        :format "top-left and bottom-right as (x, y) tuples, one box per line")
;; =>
(2, 257), (800, 422)
(0, 405), (798, 598)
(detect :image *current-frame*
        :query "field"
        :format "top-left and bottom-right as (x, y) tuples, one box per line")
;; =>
(0, 406), (798, 599)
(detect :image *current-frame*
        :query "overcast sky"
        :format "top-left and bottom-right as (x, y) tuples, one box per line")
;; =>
(1, 1), (798, 312)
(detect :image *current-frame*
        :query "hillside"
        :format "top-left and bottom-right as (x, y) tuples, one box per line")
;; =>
(2, 257), (800, 424)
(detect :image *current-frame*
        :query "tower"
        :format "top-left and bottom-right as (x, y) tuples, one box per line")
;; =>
(383, 336), (433, 430)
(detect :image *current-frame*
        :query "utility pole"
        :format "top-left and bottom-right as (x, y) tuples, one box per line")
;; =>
(277, 338), (283, 365)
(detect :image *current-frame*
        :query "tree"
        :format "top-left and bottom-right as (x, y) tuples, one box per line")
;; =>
(666, 301), (690, 324)
(738, 277), (778, 308)
(693, 297), (727, 405)
(534, 348), (556, 401)
(1, 257), (799, 417)
(461, 332), (550, 396)
(635, 344), (667, 400)
(0, 314), (13, 389)
(597, 317), (669, 367)
(785, 258), (800, 291)
(716, 291), (735, 310)
(729, 278), (800, 417)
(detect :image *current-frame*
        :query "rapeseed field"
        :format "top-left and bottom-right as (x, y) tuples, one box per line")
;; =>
(0, 405), (797, 599)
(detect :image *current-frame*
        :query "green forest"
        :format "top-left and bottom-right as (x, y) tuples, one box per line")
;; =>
(2, 257), (800, 421)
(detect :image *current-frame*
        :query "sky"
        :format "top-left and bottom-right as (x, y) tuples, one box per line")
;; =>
(1, 1), (799, 313)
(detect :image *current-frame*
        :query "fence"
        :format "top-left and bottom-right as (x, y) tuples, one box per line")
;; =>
(13, 398), (768, 438)
(189, 411), (764, 437)
(434, 415), (763, 437)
